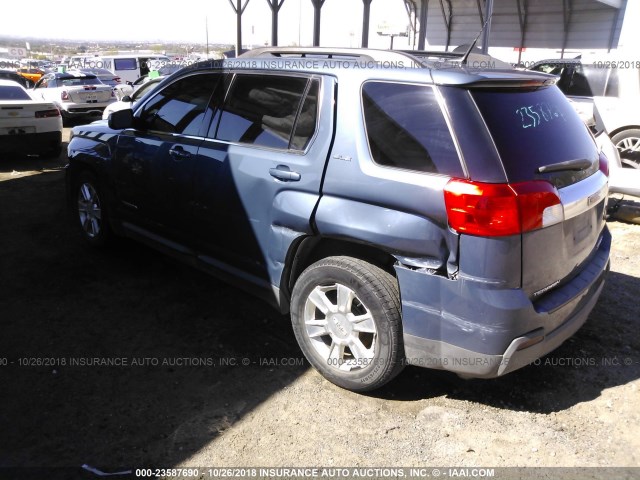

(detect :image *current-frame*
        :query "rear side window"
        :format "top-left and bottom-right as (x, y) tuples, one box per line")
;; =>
(114, 58), (137, 71)
(215, 74), (311, 150)
(137, 73), (220, 136)
(472, 86), (598, 184)
(362, 82), (462, 176)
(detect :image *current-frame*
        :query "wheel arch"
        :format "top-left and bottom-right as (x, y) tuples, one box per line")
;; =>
(609, 125), (640, 140)
(280, 236), (398, 313)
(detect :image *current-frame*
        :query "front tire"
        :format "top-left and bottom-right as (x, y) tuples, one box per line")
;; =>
(291, 256), (404, 392)
(74, 172), (111, 247)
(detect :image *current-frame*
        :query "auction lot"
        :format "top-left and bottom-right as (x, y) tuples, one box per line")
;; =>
(0, 128), (639, 472)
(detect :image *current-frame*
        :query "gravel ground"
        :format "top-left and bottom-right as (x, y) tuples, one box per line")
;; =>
(0, 129), (638, 477)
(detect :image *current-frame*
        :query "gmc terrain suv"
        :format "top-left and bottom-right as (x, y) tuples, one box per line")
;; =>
(66, 48), (611, 391)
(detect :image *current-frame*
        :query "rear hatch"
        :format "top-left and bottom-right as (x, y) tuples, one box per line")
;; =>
(60, 75), (113, 103)
(66, 85), (112, 103)
(471, 85), (608, 299)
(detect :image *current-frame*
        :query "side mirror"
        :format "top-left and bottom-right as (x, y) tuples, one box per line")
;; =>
(108, 108), (134, 129)
(121, 95), (132, 102)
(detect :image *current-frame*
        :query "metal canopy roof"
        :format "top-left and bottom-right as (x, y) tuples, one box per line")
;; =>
(404, 0), (628, 54)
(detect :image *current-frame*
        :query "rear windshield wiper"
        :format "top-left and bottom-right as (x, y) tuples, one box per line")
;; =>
(536, 159), (593, 174)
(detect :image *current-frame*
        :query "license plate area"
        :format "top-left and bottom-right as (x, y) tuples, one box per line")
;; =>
(1, 126), (36, 135)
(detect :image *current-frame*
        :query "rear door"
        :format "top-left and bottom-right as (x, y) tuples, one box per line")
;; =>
(471, 85), (608, 300)
(190, 73), (332, 286)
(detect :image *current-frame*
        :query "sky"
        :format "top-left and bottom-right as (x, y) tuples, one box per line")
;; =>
(2, 0), (412, 49)
(2, 0), (638, 61)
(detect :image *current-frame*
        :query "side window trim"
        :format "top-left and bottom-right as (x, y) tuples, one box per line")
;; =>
(206, 72), (236, 141)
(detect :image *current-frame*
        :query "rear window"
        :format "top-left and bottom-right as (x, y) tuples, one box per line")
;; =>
(0, 85), (30, 100)
(362, 82), (463, 176)
(472, 86), (598, 184)
(59, 76), (101, 87)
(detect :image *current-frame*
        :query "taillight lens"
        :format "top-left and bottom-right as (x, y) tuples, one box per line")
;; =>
(114, 77), (121, 83)
(444, 179), (563, 237)
(35, 108), (61, 118)
(61, 90), (70, 101)
(599, 152), (609, 177)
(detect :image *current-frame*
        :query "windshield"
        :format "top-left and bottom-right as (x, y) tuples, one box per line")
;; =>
(472, 86), (598, 185)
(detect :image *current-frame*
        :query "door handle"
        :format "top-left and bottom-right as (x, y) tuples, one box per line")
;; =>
(269, 165), (301, 182)
(169, 146), (191, 160)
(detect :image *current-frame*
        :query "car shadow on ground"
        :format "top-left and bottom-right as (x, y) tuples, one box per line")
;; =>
(0, 170), (308, 473)
(2, 167), (639, 472)
(374, 269), (640, 413)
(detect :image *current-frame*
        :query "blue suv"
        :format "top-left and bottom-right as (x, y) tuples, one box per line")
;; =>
(66, 48), (611, 391)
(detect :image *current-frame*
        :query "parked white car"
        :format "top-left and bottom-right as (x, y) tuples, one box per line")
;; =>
(32, 71), (114, 125)
(102, 76), (165, 119)
(593, 103), (640, 199)
(529, 56), (640, 169)
(0, 79), (63, 157)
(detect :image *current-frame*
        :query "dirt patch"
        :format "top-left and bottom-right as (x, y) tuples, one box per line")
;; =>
(0, 132), (638, 474)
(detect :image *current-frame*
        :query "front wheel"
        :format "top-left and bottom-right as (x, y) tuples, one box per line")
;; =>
(290, 256), (404, 392)
(74, 172), (111, 247)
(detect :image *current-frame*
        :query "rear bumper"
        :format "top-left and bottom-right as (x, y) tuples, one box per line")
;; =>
(0, 131), (62, 154)
(398, 226), (611, 378)
(59, 103), (111, 117)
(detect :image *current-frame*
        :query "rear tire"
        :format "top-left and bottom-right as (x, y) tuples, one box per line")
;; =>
(74, 172), (111, 247)
(612, 129), (640, 169)
(290, 256), (404, 392)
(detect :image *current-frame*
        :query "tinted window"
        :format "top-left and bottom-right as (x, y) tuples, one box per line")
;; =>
(216, 74), (309, 149)
(114, 58), (137, 70)
(0, 85), (31, 100)
(565, 65), (608, 97)
(362, 82), (462, 175)
(59, 76), (101, 87)
(472, 86), (598, 184)
(138, 73), (219, 135)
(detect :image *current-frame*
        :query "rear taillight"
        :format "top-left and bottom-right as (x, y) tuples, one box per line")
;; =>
(599, 152), (609, 177)
(61, 90), (70, 101)
(35, 108), (61, 118)
(444, 179), (563, 237)
(114, 77), (121, 83)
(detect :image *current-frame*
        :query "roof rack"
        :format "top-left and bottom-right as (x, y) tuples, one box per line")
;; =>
(239, 47), (424, 67)
(239, 47), (513, 70)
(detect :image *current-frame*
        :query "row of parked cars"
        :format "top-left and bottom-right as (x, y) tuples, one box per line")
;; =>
(1, 45), (637, 391)
(0, 58), (190, 157)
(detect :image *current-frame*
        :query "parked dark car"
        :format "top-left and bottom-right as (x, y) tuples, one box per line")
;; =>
(66, 48), (611, 392)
